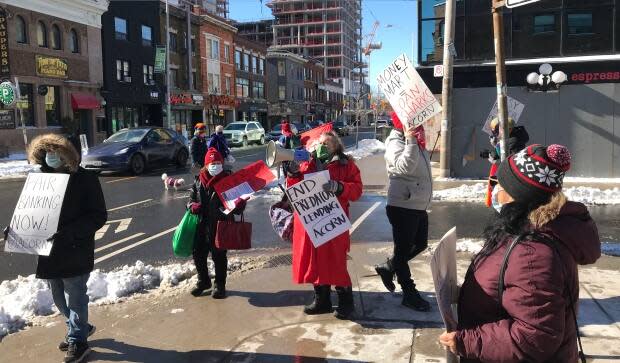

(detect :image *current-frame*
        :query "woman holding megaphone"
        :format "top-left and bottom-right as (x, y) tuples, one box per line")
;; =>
(286, 131), (363, 320)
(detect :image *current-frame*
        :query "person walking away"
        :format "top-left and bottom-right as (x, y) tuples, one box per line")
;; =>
(27, 134), (107, 362)
(187, 147), (246, 298)
(439, 144), (601, 362)
(208, 125), (231, 159)
(374, 112), (433, 312)
(191, 123), (208, 168)
(286, 131), (362, 320)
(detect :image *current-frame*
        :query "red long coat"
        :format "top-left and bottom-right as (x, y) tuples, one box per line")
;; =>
(287, 157), (363, 287)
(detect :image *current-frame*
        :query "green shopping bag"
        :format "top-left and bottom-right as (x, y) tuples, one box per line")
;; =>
(172, 210), (199, 257)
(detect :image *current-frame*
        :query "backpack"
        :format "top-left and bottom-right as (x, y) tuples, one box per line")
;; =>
(498, 232), (586, 363)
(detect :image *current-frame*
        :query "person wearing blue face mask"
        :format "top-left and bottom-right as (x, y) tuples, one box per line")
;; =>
(14, 134), (107, 363)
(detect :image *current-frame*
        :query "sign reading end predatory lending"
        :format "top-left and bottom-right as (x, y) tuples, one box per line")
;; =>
(377, 54), (441, 131)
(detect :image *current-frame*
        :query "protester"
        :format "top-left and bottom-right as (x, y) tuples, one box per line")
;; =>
(485, 117), (529, 164)
(286, 131), (362, 320)
(278, 120), (303, 178)
(187, 147), (246, 299)
(208, 125), (230, 159)
(439, 144), (601, 362)
(191, 123), (208, 168)
(25, 134), (107, 363)
(374, 112), (432, 312)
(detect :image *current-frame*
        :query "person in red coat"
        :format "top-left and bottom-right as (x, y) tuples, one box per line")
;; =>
(439, 144), (601, 362)
(286, 131), (363, 319)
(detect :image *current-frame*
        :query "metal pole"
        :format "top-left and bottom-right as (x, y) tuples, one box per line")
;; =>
(14, 77), (27, 149)
(165, 0), (172, 129)
(493, 0), (509, 161)
(439, 0), (455, 178)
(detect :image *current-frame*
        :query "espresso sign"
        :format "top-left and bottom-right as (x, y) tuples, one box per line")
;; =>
(0, 9), (9, 78)
(5, 173), (70, 256)
(286, 172), (351, 248)
(36, 55), (68, 78)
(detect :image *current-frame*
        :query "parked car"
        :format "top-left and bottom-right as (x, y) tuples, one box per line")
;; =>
(222, 121), (265, 147)
(293, 123), (310, 133)
(80, 127), (189, 175)
(375, 118), (389, 127)
(333, 120), (351, 136)
(267, 123), (299, 142)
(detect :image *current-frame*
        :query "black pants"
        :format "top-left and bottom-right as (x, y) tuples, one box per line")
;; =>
(193, 230), (227, 285)
(386, 205), (429, 288)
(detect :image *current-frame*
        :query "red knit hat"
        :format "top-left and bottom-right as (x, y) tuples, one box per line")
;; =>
(497, 144), (571, 205)
(204, 147), (223, 166)
(281, 122), (292, 136)
(391, 112), (403, 130)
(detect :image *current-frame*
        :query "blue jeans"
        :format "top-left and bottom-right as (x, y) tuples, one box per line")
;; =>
(48, 274), (90, 344)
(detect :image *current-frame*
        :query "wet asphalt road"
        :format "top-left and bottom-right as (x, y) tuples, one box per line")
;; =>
(1, 131), (619, 282)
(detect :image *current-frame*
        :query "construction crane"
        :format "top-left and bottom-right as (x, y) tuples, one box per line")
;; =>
(363, 20), (381, 56)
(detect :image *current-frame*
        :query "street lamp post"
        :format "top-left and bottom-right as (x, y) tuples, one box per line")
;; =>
(165, 0), (172, 129)
(526, 63), (567, 92)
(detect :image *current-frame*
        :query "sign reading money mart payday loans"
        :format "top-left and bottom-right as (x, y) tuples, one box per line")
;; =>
(377, 54), (441, 131)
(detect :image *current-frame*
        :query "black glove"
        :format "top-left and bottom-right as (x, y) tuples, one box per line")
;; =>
(322, 180), (343, 196)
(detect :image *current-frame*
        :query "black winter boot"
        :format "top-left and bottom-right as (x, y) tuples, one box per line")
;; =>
(334, 286), (354, 320)
(303, 285), (333, 315)
(190, 278), (212, 297)
(374, 259), (396, 292)
(402, 284), (431, 312)
(212, 282), (226, 299)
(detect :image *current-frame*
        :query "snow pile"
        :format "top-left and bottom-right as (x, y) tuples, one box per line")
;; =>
(432, 183), (620, 205)
(601, 242), (620, 257)
(563, 187), (620, 205)
(0, 160), (39, 178)
(0, 258), (245, 338)
(456, 239), (484, 254)
(432, 183), (487, 202)
(346, 139), (385, 160)
(0, 275), (54, 337)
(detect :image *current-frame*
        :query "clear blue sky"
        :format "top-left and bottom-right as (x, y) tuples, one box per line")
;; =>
(229, 0), (418, 91)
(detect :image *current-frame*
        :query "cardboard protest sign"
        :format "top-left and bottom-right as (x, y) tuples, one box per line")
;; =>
(300, 122), (333, 149)
(482, 96), (525, 135)
(214, 160), (275, 211)
(377, 53), (441, 130)
(430, 226), (458, 332)
(5, 173), (70, 256)
(286, 172), (351, 248)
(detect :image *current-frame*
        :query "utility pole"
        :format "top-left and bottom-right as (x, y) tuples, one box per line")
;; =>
(492, 0), (510, 161)
(439, 0), (456, 178)
(165, 0), (172, 129)
(186, 1), (193, 91)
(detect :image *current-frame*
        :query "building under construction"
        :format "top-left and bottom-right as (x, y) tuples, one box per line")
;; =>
(267, 0), (363, 86)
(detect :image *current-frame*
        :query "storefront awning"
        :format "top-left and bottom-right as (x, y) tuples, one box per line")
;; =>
(71, 93), (99, 110)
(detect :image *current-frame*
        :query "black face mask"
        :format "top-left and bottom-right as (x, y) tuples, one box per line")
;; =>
(217, 131), (223, 135)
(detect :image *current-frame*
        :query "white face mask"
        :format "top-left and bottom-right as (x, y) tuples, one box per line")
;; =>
(491, 186), (503, 213)
(45, 152), (63, 169)
(207, 163), (223, 176)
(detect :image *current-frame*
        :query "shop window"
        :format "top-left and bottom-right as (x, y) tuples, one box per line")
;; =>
(51, 24), (61, 50)
(45, 86), (60, 126)
(37, 21), (47, 47)
(141, 25), (152, 47)
(114, 17), (127, 40)
(533, 14), (555, 34)
(16, 16), (27, 44)
(16, 83), (34, 127)
(567, 13), (593, 35)
(69, 29), (79, 53)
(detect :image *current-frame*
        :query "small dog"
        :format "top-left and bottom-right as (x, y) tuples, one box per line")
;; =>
(162, 173), (185, 190)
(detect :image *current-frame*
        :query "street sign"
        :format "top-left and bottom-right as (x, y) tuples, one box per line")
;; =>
(0, 81), (16, 106)
(506, 0), (541, 8)
(434, 65), (444, 78)
(154, 45), (166, 73)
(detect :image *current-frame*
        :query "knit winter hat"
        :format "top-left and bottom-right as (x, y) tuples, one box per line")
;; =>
(281, 122), (292, 136)
(390, 112), (403, 130)
(204, 147), (223, 166)
(497, 144), (571, 205)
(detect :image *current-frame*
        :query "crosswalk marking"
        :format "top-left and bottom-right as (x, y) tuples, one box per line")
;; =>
(106, 176), (137, 184)
(350, 201), (382, 234)
(95, 233), (145, 253)
(95, 218), (133, 240)
(94, 227), (177, 265)
(108, 199), (152, 212)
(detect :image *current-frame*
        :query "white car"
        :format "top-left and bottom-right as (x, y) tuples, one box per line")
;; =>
(222, 121), (266, 147)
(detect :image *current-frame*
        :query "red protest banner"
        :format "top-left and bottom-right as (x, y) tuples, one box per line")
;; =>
(300, 122), (333, 148)
(213, 160), (276, 210)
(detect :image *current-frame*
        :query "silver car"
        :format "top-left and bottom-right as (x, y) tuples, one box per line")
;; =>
(222, 121), (266, 147)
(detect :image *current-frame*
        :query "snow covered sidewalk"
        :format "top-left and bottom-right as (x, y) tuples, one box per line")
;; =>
(0, 153), (38, 179)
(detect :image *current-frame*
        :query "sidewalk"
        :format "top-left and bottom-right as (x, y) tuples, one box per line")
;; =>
(2, 241), (619, 362)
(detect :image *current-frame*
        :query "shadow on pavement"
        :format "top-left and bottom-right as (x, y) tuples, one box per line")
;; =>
(90, 338), (364, 363)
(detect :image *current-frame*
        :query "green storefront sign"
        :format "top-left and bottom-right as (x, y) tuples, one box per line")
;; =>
(0, 81), (16, 106)
(154, 45), (166, 73)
